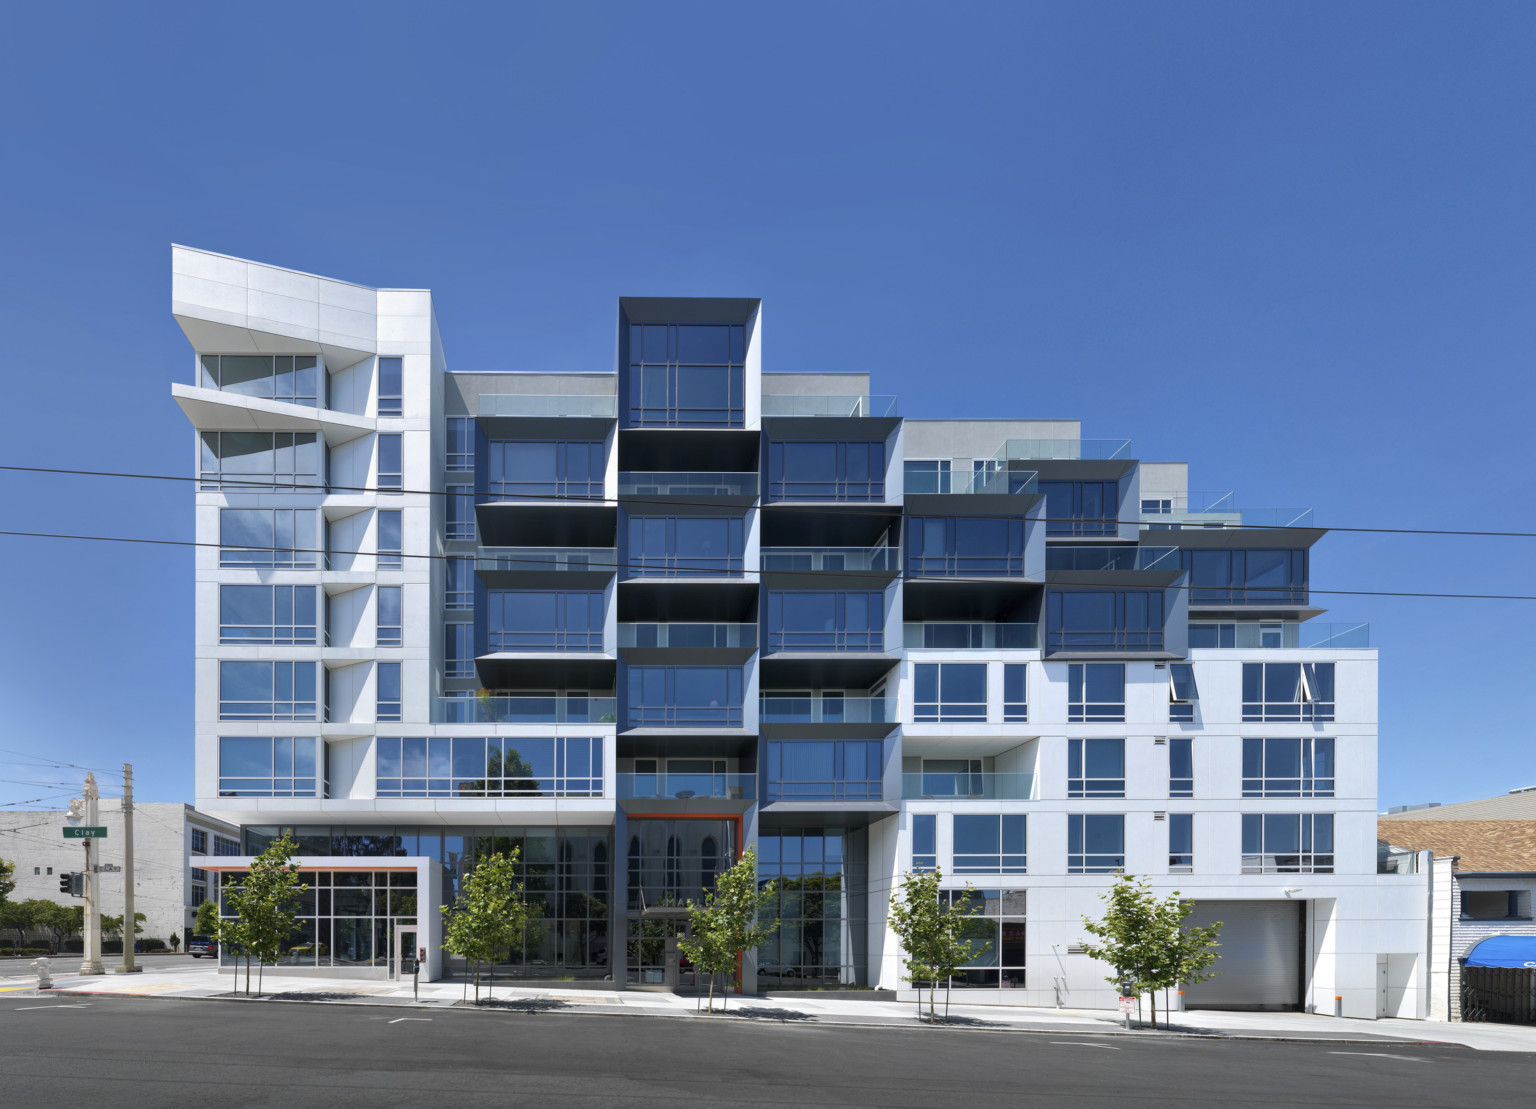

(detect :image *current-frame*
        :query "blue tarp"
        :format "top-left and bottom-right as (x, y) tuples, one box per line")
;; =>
(1464, 935), (1536, 969)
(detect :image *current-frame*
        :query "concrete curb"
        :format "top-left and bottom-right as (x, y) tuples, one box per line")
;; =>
(31, 987), (1467, 1048)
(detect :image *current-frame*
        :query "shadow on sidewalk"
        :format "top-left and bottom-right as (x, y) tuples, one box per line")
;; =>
(724, 1006), (813, 1022)
(461, 997), (571, 1013)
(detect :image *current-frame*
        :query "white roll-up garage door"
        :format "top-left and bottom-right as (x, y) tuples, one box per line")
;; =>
(1182, 900), (1302, 1011)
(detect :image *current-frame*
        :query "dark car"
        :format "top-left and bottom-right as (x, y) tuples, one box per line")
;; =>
(188, 934), (217, 958)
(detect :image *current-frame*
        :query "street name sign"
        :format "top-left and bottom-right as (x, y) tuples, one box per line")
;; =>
(63, 826), (108, 839)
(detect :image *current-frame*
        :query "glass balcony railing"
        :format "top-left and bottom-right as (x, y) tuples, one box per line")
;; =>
(996, 438), (1132, 460)
(617, 772), (756, 801)
(432, 696), (618, 724)
(618, 623), (758, 649)
(477, 394), (618, 418)
(902, 623), (1038, 649)
(1045, 545), (1180, 571)
(1191, 622), (1369, 649)
(760, 695), (894, 724)
(904, 466), (1040, 496)
(1139, 491), (1313, 529)
(760, 547), (900, 572)
(901, 772), (1035, 800)
(618, 472), (758, 497)
(476, 547), (618, 573)
(761, 395), (899, 418)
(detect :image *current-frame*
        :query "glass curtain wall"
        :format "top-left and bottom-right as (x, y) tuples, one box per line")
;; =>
(756, 828), (869, 986)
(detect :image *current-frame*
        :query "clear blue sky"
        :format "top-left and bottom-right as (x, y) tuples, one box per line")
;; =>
(1, 2), (1532, 811)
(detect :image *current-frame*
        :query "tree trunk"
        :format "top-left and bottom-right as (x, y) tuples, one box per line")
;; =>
(245, 955), (251, 997)
(258, 960), (264, 998)
(707, 970), (715, 1014)
(929, 981), (936, 1023)
(1151, 990), (1157, 1030)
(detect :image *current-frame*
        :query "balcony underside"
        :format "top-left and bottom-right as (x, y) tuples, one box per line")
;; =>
(902, 492), (1043, 518)
(619, 795), (754, 816)
(474, 654), (616, 688)
(1188, 602), (1327, 621)
(903, 579), (1042, 621)
(758, 655), (898, 688)
(475, 503), (616, 547)
(172, 384), (375, 445)
(1045, 569), (1183, 588)
(758, 721), (898, 740)
(760, 414), (901, 439)
(758, 801), (897, 827)
(620, 646), (758, 665)
(759, 505), (901, 548)
(616, 733), (758, 760)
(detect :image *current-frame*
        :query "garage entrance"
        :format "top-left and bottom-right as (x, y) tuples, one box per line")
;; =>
(1181, 900), (1303, 1011)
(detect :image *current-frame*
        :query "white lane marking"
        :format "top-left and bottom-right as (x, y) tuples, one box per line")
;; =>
(13, 1004), (91, 1011)
(1050, 1041), (1120, 1050)
(388, 1017), (432, 1024)
(1328, 1051), (1427, 1062)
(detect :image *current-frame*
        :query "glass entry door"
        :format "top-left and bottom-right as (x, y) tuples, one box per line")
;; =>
(393, 925), (419, 981)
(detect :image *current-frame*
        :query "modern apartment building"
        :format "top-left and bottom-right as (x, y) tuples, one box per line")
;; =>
(172, 245), (1426, 1014)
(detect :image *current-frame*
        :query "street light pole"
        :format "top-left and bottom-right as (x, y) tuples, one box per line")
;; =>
(110, 764), (142, 974)
(78, 773), (104, 975)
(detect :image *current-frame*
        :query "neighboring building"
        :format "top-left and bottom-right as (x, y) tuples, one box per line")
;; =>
(171, 245), (1426, 1013)
(1380, 791), (1536, 1022)
(0, 802), (239, 945)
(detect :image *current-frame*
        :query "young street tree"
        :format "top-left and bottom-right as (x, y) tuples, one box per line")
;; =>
(0, 855), (15, 904)
(678, 846), (777, 1013)
(225, 832), (309, 997)
(887, 868), (990, 1023)
(195, 898), (220, 937)
(1079, 874), (1223, 1029)
(441, 847), (528, 1004)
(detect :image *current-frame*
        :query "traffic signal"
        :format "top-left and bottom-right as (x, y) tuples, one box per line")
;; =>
(58, 872), (73, 895)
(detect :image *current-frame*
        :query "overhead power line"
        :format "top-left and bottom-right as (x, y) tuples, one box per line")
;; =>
(0, 526), (1531, 603)
(1, 462), (1533, 539)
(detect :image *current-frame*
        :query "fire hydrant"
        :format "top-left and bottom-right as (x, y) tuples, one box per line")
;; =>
(30, 957), (53, 990)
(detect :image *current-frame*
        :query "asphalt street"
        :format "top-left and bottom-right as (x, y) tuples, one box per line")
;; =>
(0, 954), (207, 977)
(2, 994), (1533, 1108)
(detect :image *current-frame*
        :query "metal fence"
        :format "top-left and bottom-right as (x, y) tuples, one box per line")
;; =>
(1462, 967), (1536, 1024)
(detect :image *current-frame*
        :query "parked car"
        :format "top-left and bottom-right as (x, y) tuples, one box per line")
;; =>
(289, 941), (329, 959)
(188, 935), (217, 958)
(756, 958), (799, 978)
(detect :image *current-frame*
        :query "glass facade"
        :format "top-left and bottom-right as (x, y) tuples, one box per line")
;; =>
(218, 736), (324, 797)
(1242, 662), (1335, 722)
(240, 825), (613, 979)
(626, 516), (745, 577)
(201, 354), (319, 407)
(907, 517), (1026, 576)
(627, 323), (746, 427)
(220, 508), (317, 568)
(1242, 737), (1335, 797)
(486, 591), (604, 651)
(933, 889), (1025, 988)
(219, 661), (317, 721)
(1181, 549), (1308, 605)
(1047, 590), (1166, 651)
(1039, 480), (1118, 536)
(765, 740), (885, 801)
(756, 827), (869, 986)
(1068, 739), (1125, 798)
(1068, 662), (1125, 723)
(375, 736), (603, 797)
(626, 666), (743, 727)
(952, 815), (1027, 874)
(1068, 813), (1125, 873)
(913, 663), (987, 722)
(219, 585), (317, 645)
(487, 440), (605, 500)
(767, 591), (884, 651)
(200, 432), (321, 491)
(767, 441), (885, 501)
(1241, 813), (1334, 874)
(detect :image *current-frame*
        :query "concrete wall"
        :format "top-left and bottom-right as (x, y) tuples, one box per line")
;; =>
(0, 803), (238, 945)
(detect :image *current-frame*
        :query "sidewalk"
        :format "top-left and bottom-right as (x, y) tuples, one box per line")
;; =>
(7, 963), (1535, 1052)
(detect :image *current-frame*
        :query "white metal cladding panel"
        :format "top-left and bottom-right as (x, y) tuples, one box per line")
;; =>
(1183, 900), (1302, 1010)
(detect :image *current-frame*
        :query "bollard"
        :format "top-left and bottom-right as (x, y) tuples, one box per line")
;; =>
(31, 957), (53, 990)
(1334, 995), (1343, 1018)
(1174, 989), (1185, 1013)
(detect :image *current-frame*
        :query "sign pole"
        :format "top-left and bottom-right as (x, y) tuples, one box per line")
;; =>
(78, 774), (104, 975)
(110, 764), (141, 974)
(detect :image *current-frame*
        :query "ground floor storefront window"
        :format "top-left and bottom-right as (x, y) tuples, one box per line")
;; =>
(239, 824), (613, 979)
(755, 827), (869, 987)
